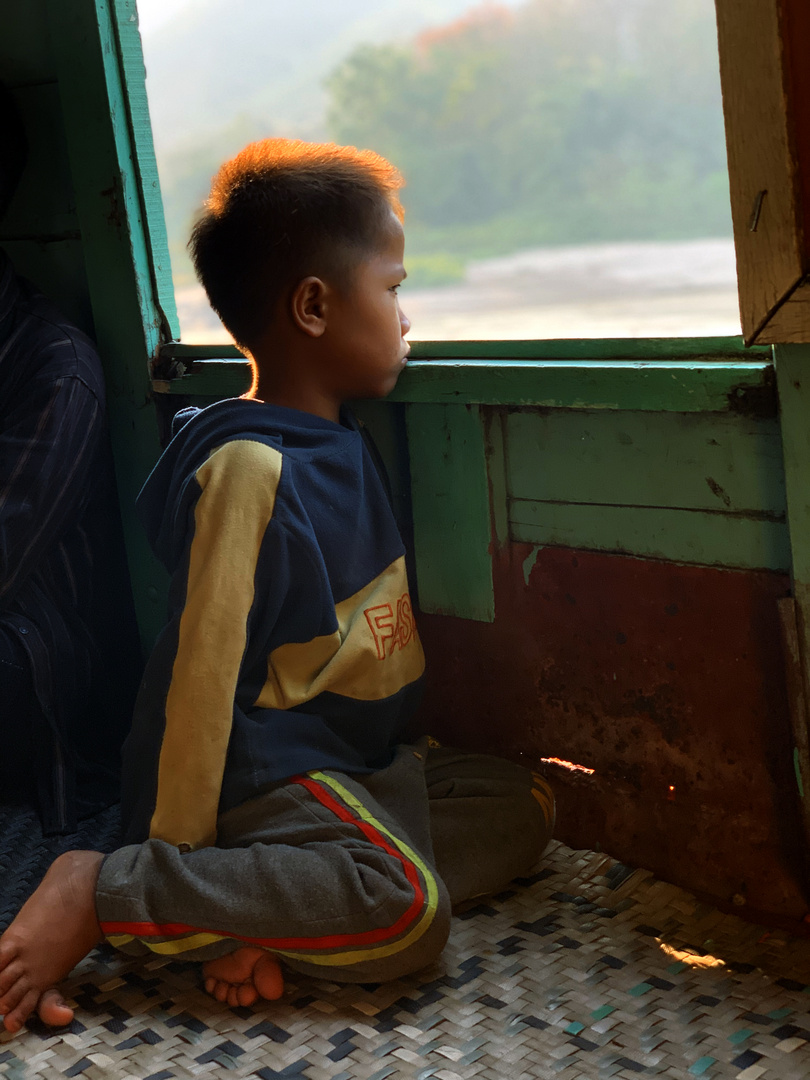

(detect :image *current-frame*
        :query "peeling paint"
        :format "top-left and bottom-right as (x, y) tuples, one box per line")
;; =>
(705, 476), (733, 507)
(522, 544), (543, 586)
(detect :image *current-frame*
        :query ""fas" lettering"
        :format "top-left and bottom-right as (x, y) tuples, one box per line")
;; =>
(364, 592), (415, 660)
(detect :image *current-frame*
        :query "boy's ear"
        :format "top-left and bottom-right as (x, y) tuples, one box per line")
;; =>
(290, 277), (328, 338)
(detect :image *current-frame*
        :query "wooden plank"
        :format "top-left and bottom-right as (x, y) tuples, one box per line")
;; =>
(754, 280), (810, 344)
(777, 597), (810, 856)
(781, 0), (810, 271)
(505, 410), (786, 516)
(0, 0), (56, 85)
(775, 345), (810, 583)
(155, 357), (775, 413)
(0, 83), (79, 246)
(715, 0), (803, 343)
(484, 409), (509, 549)
(350, 400), (413, 540)
(405, 404), (494, 622)
(1, 238), (92, 334)
(388, 360), (773, 413)
(112, 0), (179, 340)
(48, 0), (169, 650)
(510, 500), (790, 572)
(161, 337), (769, 362)
(774, 345), (810, 855)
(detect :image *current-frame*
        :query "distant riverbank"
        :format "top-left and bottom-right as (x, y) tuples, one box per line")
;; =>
(174, 237), (742, 344)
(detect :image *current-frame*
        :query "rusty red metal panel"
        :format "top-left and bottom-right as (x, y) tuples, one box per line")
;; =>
(413, 544), (808, 925)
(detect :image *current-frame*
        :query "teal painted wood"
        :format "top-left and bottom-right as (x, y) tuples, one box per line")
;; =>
(405, 404), (494, 622)
(155, 359), (253, 397)
(161, 344), (247, 359)
(387, 360), (772, 411)
(155, 358), (774, 414)
(0, 0), (55, 84)
(350, 401), (413, 530)
(0, 83), (78, 241)
(774, 345), (810, 814)
(161, 337), (771, 361)
(484, 410), (510, 549)
(48, 0), (169, 650)
(506, 411), (787, 517)
(403, 338), (769, 360)
(1, 239), (93, 334)
(776, 346), (810, 588)
(510, 500), (790, 572)
(0, 75), (92, 331)
(112, 0), (179, 339)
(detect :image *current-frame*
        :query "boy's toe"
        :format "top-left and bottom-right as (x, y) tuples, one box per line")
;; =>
(236, 982), (258, 1007)
(0, 975), (33, 1017)
(37, 988), (74, 1028)
(3, 987), (39, 1033)
(0, 959), (24, 997)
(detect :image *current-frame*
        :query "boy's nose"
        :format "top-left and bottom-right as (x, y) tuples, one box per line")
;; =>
(399, 305), (411, 337)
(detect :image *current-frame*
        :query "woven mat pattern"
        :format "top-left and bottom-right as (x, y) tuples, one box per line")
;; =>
(0, 804), (122, 934)
(3, 840), (810, 1079)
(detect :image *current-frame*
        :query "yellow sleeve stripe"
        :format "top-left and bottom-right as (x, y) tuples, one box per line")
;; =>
(148, 439), (282, 850)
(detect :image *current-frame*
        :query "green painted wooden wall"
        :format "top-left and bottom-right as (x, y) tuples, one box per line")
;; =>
(0, 0), (93, 333)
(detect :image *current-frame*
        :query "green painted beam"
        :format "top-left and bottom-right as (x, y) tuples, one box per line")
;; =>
(154, 358), (774, 414)
(506, 411), (786, 516)
(153, 359), (253, 398)
(510, 500), (790, 572)
(774, 345), (810, 835)
(48, 0), (171, 650)
(112, 0), (179, 339)
(405, 404), (494, 622)
(388, 360), (773, 412)
(161, 337), (771, 361)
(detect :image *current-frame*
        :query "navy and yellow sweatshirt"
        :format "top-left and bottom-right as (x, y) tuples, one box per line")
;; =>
(121, 399), (425, 847)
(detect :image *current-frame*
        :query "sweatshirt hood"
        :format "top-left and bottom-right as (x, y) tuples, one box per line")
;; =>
(137, 398), (360, 572)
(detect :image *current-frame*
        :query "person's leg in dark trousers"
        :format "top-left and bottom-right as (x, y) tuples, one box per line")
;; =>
(424, 743), (555, 906)
(0, 626), (36, 804)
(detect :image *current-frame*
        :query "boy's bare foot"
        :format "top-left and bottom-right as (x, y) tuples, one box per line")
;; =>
(203, 946), (284, 1008)
(0, 850), (104, 1034)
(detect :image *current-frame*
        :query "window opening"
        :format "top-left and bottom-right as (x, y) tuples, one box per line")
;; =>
(137, 0), (741, 344)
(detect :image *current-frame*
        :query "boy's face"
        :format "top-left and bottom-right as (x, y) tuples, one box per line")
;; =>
(320, 211), (411, 402)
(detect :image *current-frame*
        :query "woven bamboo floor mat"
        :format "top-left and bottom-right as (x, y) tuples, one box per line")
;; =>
(3, 837), (810, 1079)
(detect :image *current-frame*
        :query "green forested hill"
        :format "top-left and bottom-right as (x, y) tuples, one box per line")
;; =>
(144, 0), (732, 290)
(328, 0), (733, 275)
(143, 0), (514, 282)
(144, 0), (497, 151)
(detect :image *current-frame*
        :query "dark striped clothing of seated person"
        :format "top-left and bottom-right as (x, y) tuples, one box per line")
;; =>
(0, 249), (140, 831)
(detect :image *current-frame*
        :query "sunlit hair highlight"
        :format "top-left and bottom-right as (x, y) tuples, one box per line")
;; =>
(189, 138), (405, 357)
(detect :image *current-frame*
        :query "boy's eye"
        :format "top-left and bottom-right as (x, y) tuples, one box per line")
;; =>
(390, 283), (402, 293)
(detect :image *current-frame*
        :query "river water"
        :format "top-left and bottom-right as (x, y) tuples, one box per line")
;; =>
(174, 237), (742, 344)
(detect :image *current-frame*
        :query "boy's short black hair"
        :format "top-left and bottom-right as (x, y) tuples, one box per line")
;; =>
(189, 138), (405, 352)
(0, 82), (29, 222)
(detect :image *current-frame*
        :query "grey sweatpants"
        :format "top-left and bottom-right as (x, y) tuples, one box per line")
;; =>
(97, 741), (554, 983)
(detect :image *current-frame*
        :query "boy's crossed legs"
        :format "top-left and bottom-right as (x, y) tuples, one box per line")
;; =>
(0, 742), (554, 1032)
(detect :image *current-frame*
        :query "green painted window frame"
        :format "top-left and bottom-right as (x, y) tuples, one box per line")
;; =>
(155, 339), (774, 415)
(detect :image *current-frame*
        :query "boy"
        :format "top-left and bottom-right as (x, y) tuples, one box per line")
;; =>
(0, 139), (554, 1034)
